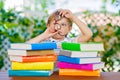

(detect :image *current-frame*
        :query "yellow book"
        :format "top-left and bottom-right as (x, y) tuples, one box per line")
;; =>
(59, 69), (100, 76)
(12, 62), (54, 70)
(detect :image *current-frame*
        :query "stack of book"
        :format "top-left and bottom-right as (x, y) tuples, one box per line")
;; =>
(58, 42), (104, 76)
(8, 42), (57, 76)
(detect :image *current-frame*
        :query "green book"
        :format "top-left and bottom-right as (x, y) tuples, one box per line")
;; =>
(62, 42), (104, 51)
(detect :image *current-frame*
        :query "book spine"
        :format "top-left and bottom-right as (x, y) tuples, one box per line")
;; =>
(62, 42), (81, 51)
(58, 62), (93, 70)
(59, 69), (100, 76)
(8, 70), (52, 76)
(12, 62), (54, 70)
(58, 55), (80, 64)
(32, 42), (57, 50)
(22, 55), (57, 62)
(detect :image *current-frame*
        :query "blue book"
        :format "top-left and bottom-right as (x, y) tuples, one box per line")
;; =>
(8, 70), (53, 76)
(10, 42), (57, 50)
(58, 55), (101, 64)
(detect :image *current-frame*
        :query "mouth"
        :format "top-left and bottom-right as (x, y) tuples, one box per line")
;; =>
(58, 32), (66, 36)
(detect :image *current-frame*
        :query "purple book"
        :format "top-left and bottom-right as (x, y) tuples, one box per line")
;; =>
(58, 62), (104, 70)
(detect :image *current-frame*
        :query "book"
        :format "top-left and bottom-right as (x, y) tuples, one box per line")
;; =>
(8, 70), (53, 76)
(59, 50), (98, 57)
(62, 42), (104, 51)
(58, 55), (101, 64)
(59, 69), (100, 76)
(10, 42), (57, 50)
(9, 54), (57, 62)
(8, 49), (55, 56)
(12, 62), (54, 70)
(58, 62), (104, 70)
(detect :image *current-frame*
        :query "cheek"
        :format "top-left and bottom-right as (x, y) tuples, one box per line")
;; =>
(61, 27), (69, 33)
(49, 24), (56, 32)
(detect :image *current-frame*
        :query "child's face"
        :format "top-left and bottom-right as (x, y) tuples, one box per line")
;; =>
(48, 17), (72, 39)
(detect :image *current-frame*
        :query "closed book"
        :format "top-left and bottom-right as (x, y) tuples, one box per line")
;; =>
(58, 62), (104, 70)
(9, 54), (57, 62)
(58, 55), (101, 64)
(12, 62), (54, 70)
(59, 69), (100, 76)
(8, 70), (53, 76)
(8, 49), (55, 56)
(62, 42), (104, 51)
(59, 50), (98, 57)
(10, 42), (57, 50)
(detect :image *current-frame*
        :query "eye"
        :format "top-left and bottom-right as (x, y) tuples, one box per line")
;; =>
(53, 22), (56, 25)
(61, 23), (67, 26)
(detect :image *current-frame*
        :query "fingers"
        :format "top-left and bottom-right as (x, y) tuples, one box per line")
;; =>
(58, 9), (71, 17)
(49, 31), (58, 37)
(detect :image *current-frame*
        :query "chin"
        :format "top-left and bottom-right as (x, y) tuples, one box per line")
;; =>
(53, 34), (64, 39)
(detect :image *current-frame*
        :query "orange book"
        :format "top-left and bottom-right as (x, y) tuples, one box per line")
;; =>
(59, 69), (100, 76)
(9, 54), (57, 62)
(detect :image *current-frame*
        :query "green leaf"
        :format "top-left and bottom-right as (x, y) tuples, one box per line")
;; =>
(119, 9), (120, 15)
(0, 24), (7, 33)
(111, 0), (115, 4)
(103, 0), (107, 3)
(5, 22), (18, 28)
(0, 55), (4, 69)
(9, 33), (25, 43)
(0, 0), (4, 9)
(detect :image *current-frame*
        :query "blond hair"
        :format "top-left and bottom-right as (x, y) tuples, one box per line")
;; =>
(47, 11), (72, 26)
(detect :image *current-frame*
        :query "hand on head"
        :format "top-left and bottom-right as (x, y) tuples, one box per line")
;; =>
(57, 9), (74, 20)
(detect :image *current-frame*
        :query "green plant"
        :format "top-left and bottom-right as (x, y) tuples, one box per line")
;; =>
(0, 56), (4, 69)
(0, 0), (54, 69)
(88, 23), (120, 72)
(0, 7), (47, 43)
(102, 0), (120, 15)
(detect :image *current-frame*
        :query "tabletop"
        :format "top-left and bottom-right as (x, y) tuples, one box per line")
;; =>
(0, 71), (120, 80)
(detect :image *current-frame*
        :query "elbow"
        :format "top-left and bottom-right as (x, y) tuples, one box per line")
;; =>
(85, 31), (93, 42)
(77, 30), (93, 43)
(77, 33), (93, 42)
(87, 31), (93, 41)
(84, 28), (93, 41)
(88, 31), (93, 39)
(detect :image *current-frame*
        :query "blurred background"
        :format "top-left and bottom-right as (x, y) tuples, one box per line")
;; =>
(0, 0), (120, 72)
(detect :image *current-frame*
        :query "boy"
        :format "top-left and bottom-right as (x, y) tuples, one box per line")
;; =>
(27, 9), (93, 43)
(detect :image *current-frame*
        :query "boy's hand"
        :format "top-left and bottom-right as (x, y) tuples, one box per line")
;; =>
(44, 27), (58, 38)
(58, 9), (74, 20)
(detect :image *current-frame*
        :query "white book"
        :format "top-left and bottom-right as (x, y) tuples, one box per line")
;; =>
(59, 50), (98, 57)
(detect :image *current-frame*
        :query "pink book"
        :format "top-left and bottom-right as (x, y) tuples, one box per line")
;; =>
(58, 62), (104, 70)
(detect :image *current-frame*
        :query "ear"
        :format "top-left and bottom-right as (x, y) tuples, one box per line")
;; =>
(69, 26), (72, 31)
(47, 23), (50, 28)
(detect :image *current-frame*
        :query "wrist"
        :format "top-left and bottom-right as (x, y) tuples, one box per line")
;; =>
(41, 32), (50, 39)
(36, 32), (48, 42)
(70, 15), (77, 22)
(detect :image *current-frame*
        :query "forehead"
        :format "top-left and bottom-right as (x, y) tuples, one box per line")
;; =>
(56, 17), (69, 23)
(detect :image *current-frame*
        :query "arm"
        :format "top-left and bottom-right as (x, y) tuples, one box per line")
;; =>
(59, 9), (93, 42)
(27, 27), (58, 43)
(71, 16), (93, 42)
